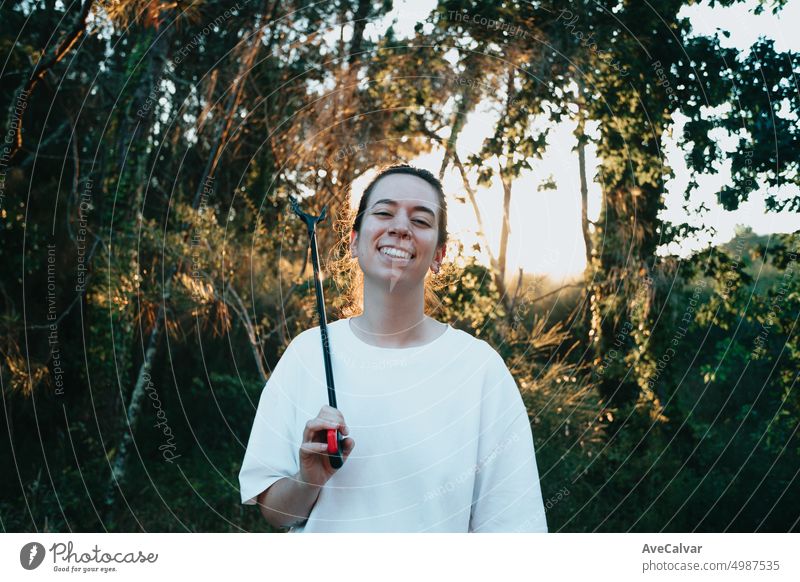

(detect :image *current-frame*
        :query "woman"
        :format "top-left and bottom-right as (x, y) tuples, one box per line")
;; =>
(239, 164), (548, 532)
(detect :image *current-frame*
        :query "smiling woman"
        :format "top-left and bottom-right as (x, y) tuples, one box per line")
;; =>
(346, 165), (449, 344)
(239, 164), (548, 532)
(334, 164), (452, 324)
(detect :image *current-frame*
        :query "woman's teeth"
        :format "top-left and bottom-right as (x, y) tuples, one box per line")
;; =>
(380, 247), (412, 260)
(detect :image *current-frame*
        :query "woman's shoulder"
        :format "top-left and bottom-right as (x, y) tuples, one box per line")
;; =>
(432, 319), (500, 357)
(286, 318), (350, 353)
(287, 322), (328, 350)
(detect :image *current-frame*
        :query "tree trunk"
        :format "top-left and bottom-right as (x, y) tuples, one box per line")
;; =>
(105, 301), (165, 508)
(451, 150), (499, 274)
(223, 284), (268, 383)
(439, 78), (473, 180)
(578, 134), (592, 267)
(496, 170), (512, 304)
(348, 0), (371, 66)
(493, 66), (519, 309)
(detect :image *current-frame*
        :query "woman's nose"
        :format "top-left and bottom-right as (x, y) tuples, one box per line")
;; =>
(388, 217), (411, 238)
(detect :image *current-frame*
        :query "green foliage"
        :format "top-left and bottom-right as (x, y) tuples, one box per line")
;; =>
(436, 255), (504, 335)
(1, 0), (798, 534)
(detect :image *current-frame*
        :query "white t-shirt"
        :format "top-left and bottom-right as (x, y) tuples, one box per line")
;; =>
(239, 317), (548, 533)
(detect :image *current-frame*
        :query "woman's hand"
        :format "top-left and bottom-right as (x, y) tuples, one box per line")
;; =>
(298, 405), (355, 488)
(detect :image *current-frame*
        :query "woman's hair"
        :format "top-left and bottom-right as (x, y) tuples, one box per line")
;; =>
(331, 164), (452, 318)
(352, 164), (448, 249)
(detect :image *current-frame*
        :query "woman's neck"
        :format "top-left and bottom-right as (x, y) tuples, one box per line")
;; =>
(352, 280), (433, 347)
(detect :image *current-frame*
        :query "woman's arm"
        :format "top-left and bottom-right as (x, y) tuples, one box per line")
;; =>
(256, 472), (322, 529)
(469, 348), (548, 532)
(255, 405), (355, 530)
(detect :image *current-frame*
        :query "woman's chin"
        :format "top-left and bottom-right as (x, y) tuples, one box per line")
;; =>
(363, 264), (424, 289)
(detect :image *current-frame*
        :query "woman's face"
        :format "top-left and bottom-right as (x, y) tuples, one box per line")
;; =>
(350, 173), (446, 290)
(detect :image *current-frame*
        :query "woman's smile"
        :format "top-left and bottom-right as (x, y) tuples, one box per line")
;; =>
(377, 245), (415, 264)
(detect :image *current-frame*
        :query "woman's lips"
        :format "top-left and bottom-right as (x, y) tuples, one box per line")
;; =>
(378, 245), (414, 263)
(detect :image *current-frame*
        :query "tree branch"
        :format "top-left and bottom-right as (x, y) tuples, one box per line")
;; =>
(7, 0), (95, 160)
(529, 283), (584, 305)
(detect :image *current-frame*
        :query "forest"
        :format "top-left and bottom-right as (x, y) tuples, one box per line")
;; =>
(0, 0), (798, 532)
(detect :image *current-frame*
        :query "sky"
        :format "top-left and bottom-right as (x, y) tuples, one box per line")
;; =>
(351, 0), (800, 280)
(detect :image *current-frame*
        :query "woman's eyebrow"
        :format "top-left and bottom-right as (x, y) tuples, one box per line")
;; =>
(370, 198), (436, 218)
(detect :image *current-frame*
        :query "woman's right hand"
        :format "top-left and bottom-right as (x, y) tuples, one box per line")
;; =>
(298, 405), (355, 488)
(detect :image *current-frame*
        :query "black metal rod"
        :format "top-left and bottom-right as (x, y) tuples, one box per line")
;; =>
(288, 195), (344, 469)
(307, 224), (337, 409)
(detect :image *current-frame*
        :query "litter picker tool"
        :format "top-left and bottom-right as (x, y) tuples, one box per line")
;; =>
(288, 194), (345, 469)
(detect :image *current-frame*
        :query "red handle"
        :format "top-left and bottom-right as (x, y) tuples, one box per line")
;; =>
(326, 428), (339, 454)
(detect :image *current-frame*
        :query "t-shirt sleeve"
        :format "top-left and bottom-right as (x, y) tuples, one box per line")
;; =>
(468, 347), (548, 533)
(239, 340), (302, 506)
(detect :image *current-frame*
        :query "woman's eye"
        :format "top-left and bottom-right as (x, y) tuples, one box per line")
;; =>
(374, 211), (429, 227)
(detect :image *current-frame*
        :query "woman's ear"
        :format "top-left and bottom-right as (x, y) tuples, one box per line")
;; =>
(349, 230), (358, 257)
(431, 243), (446, 274)
(434, 243), (446, 264)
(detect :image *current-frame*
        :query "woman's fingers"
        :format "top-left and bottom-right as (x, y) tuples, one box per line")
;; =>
(300, 437), (354, 458)
(341, 437), (355, 457)
(303, 417), (346, 441)
(316, 406), (349, 433)
(304, 417), (341, 431)
(299, 408), (352, 483)
(299, 441), (329, 455)
(303, 407), (349, 443)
